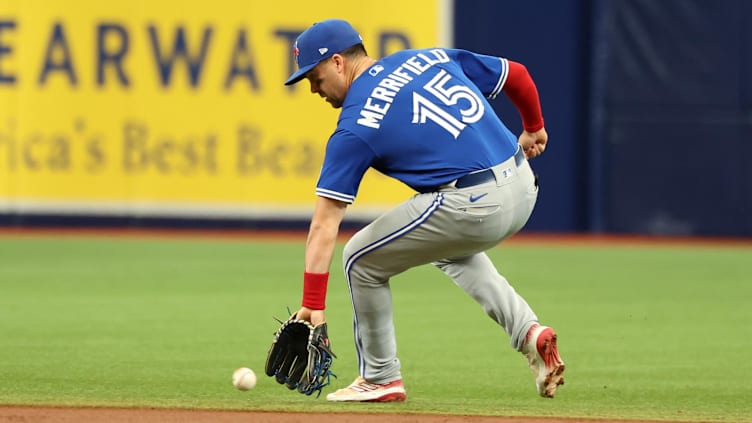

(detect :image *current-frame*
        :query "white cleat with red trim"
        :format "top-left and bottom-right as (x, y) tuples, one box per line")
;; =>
(522, 324), (566, 398)
(326, 376), (407, 402)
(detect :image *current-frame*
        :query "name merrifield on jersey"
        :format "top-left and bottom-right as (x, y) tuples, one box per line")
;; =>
(357, 49), (450, 130)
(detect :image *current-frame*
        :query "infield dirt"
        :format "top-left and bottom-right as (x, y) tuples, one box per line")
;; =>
(0, 406), (694, 423)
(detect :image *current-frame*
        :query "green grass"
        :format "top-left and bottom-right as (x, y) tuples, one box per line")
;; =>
(0, 235), (750, 422)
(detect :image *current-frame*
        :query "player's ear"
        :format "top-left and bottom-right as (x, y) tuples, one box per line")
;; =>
(331, 54), (346, 73)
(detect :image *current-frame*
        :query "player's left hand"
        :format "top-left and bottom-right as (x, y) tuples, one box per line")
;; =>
(519, 128), (548, 159)
(265, 312), (336, 397)
(293, 306), (326, 326)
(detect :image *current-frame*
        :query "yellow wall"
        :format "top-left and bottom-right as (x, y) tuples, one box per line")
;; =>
(0, 0), (446, 216)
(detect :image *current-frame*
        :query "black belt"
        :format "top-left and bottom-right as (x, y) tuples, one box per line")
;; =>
(454, 147), (526, 189)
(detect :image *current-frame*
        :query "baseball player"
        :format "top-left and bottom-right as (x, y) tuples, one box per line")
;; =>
(284, 19), (564, 401)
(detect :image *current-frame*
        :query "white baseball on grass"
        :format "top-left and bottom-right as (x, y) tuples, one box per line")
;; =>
(232, 367), (257, 391)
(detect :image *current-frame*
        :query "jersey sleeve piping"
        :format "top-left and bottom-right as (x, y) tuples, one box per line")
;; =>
(316, 188), (355, 204)
(488, 58), (509, 99)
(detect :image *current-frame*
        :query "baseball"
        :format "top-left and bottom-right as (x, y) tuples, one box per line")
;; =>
(232, 367), (257, 391)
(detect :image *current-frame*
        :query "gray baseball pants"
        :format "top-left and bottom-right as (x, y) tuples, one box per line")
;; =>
(342, 147), (540, 383)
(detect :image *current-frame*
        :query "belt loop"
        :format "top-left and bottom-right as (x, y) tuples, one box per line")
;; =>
(514, 145), (525, 167)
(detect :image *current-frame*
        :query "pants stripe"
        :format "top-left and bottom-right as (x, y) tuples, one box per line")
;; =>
(344, 193), (444, 376)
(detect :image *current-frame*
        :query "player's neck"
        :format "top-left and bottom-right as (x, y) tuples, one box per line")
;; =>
(349, 56), (378, 84)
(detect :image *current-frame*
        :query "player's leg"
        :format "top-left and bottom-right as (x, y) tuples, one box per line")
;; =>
(433, 253), (538, 351)
(337, 156), (533, 383)
(337, 184), (524, 385)
(433, 158), (565, 398)
(428, 152), (540, 346)
(331, 155), (564, 399)
(338, 192), (453, 386)
(327, 192), (458, 402)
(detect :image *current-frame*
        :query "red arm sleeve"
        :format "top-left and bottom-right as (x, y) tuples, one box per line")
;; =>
(503, 60), (544, 132)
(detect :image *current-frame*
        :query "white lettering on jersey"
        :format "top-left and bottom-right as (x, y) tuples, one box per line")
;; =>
(379, 77), (406, 91)
(364, 97), (391, 114)
(357, 49), (451, 130)
(371, 87), (397, 103)
(390, 67), (413, 83)
(357, 109), (385, 129)
(411, 69), (485, 138)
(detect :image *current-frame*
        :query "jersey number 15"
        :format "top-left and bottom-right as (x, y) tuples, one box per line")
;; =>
(412, 69), (485, 139)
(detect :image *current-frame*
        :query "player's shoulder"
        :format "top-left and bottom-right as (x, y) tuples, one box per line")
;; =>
(382, 47), (453, 61)
(326, 123), (375, 155)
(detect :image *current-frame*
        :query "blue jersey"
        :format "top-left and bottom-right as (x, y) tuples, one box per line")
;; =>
(316, 48), (519, 204)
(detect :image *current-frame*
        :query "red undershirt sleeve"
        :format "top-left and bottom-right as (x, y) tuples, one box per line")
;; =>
(503, 60), (545, 133)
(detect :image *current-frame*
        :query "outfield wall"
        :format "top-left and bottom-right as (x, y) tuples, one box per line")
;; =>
(0, 0), (449, 226)
(454, 0), (752, 237)
(2, 0), (751, 236)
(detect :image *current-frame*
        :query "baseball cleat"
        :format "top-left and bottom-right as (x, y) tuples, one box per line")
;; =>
(326, 376), (406, 402)
(522, 324), (565, 398)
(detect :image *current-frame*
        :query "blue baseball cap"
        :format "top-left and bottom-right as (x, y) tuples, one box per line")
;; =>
(284, 19), (363, 86)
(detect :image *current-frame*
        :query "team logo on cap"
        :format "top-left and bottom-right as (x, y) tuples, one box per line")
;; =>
(318, 48), (329, 55)
(293, 43), (299, 57)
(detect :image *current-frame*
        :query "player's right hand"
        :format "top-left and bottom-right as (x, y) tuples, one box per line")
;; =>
(519, 128), (548, 159)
